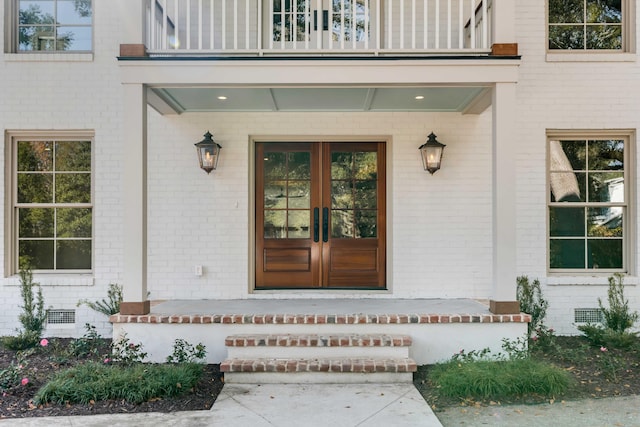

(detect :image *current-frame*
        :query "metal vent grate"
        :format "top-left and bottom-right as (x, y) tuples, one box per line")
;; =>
(574, 308), (603, 324)
(47, 309), (76, 325)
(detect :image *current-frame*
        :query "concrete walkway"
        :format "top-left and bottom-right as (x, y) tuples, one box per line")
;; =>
(1, 384), (443, 427)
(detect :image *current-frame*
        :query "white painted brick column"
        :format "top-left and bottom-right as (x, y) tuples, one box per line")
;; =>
(492, 0), (516, 45)
(490, 82), (518, 314)
(114, 0), (146, 45)
(121, 83), (150, 315)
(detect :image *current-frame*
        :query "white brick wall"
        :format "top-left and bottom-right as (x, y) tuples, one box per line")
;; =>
(1, 0), (638, 338)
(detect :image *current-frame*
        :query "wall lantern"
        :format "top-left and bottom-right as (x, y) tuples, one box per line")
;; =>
(194, 131), (222, 174)
(418, 132), (446, 175)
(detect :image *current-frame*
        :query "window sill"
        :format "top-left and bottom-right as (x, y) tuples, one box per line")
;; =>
(547, 275), (638, 286)
(5, 274), (94, 287)
(4, 53), (94, 62)
(546, 52), (637, 63)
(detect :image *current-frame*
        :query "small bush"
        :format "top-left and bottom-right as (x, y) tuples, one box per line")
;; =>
(68, 324), (106, 358)
(166, 339), (207, 364)
(517, 276), (549, 338)
(77, 283), (123, 316)
(110, 333), (147, 365)
(34, 362), (203, 405)
(2, 331), (41, 351)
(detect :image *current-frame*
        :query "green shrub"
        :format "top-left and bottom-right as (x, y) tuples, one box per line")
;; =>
(517, 276), (549, 338)
(68, 324), (106, 358)
(577, 274), (638, 349)
(166, 339), (207, 364)
(110, 333), (147, 365)
(77, 283), (123, 316)
(34, 362), (203, 405)
(2, 330), (41, 351)
(429, 358), (572, 400)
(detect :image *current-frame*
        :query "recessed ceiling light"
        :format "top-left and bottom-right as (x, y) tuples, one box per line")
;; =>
(415, 95), (425, 100)
(217, 96), (228, 100)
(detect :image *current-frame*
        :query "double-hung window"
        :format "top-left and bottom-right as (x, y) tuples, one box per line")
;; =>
(5, 0), (93, 52)
(8, 133), (93, 273)
(548, 134), (628, 272)
(548, 0), (626, 51)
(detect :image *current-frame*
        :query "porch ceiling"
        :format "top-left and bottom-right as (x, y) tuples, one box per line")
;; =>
(149, 86), (491, 115)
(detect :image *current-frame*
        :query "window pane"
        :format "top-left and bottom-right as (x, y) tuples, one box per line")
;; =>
(19, 239), (54, 270)
(56, 240), (91, 269)
(332, 181), (354, 209)
(355, 210), (377, 238)
(287, 211), (310, 239)
(549, 25), (585, 49)
(57, 0), (92, 25)
(55, 173), (91, 203)
(18, 141), (53, 171)
(588, 239), (623, 269)
(588, 207), (622, 237)
(288, 181), (310, 209)
(549, 207), (585, 236)
(55, 141), (91, 171)
(56, 26), (91, 51)
(549, 0), (584, 23)
(550, 239), (585, 269)
(19, 26), (56, 50)
(588, 172), (624, 202)
(549, 172), (585, 202)
(264, 210), (286, 238)
(332, 210), (354, 238)
(589, 140), (624, 170)
(586, 25), (622, 49)
(57, 208), (92, 237)
(552, 140), (586, 171)
(18, 173), (54, 203)
(19, 208), (54, 237)
(586, 0), (622, 23)
(19, 1), (55, 24)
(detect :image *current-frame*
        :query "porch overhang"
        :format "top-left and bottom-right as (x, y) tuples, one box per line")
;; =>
(118, 56), (519, 115)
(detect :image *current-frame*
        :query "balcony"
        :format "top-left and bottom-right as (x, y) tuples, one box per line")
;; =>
(145, 0), (492, 56)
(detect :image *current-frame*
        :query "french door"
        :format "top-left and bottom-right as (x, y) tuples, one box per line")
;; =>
(256, 141), (386, 289)
(267, 0), (373, 50)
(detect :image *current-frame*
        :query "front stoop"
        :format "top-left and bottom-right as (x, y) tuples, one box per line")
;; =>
(221, 333), (417, 384)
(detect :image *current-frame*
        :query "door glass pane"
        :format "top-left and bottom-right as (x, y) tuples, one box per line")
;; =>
(332, 210), (354, 238)
(331, 152), (352, 179)
(356, 210), (376, 237)
(264, 210), (286, 238)
(264, 181), (287, 209)
(288, 210), (310, 238)
(355, 181), (376, 209)
(331, 181), (353, 209)
(354, 152), (377, 179)
(288, 181), (310, 209)
(264, 152), (287, 179)
(288, 152), (311, 179)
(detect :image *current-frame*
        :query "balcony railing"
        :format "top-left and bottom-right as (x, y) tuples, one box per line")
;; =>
(145, 0), (492, 56)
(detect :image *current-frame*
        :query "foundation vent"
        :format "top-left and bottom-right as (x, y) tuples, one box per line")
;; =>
(574, 308), (603, 324)
(47, 309), (76, 325)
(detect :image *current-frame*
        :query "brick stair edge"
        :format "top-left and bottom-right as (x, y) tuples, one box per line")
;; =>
(220, 357), (417, 373)
(225, 334), (412, 347)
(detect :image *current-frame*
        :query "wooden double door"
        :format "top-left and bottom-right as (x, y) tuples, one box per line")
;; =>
(256, 141), (386, 289)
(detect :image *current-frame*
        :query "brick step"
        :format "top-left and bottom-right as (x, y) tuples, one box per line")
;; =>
(221, 357), (417, 373)
(225, 333), (412, 347)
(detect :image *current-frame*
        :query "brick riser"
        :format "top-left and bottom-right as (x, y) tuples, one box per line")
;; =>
(221, 358), (417, 373)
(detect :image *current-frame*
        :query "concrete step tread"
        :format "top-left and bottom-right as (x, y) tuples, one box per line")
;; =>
(220, 357), (417, 373)
(225, 333), (412, 347)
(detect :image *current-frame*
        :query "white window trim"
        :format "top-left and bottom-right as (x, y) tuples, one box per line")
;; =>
(4, 130), (95, 277)
(546, 0), (636, 55)
(546, 129), (636, 276)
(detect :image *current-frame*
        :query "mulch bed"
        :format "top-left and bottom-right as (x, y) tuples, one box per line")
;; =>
(0, 338), (224, 419)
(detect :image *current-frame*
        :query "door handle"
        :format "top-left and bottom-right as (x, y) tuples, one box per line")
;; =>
(322, 207), (329, 242)
(313, 207), (319, 242)
(313, 10), (329, 31)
